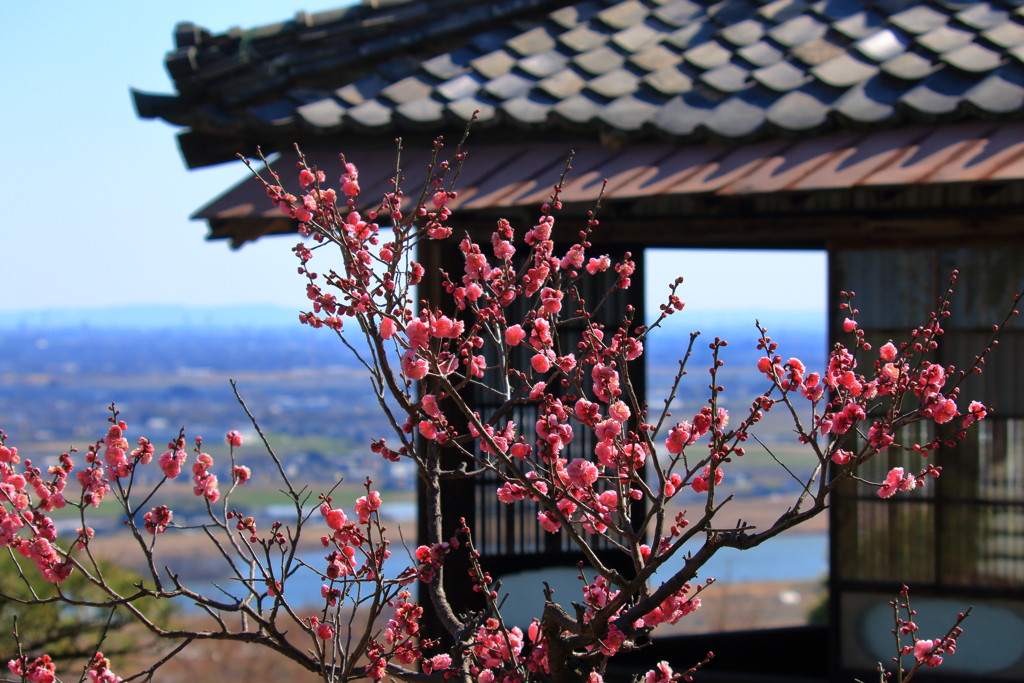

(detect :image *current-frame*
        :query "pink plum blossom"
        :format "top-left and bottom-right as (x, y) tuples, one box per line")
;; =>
(878, 467), (904, 499)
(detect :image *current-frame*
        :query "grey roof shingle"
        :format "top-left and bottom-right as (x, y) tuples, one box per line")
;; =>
(132, 0), (1024, 168)
(753, 60), (809, 90)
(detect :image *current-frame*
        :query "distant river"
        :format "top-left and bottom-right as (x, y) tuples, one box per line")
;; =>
(173, 529), (828, 618)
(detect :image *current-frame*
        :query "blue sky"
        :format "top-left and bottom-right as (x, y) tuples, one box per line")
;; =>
(0, 2), (825, 324)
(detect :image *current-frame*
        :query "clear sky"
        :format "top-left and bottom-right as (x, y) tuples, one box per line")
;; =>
(0, 2), (825, 321)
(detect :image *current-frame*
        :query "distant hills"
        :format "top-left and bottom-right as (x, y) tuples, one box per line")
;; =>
(0, 304), (826, 335)
(0, 304), (303, 331)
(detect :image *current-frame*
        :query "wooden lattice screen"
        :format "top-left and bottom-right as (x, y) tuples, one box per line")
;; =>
(829, 247), (1024, 680)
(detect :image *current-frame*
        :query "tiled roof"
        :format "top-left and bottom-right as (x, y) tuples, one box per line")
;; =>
(135, 0), (1024, 168)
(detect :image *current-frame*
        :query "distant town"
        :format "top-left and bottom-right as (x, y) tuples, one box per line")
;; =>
(0, 313), (826, 500)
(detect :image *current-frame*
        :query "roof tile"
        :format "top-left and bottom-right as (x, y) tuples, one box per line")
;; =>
(630, 43), (684, 70)
(767, 15), (828, 47)
(684, 40), (734, 68)
(553, 92), (604, 121)
(753, 59), (809, 90)
(916, 25), (975, 53)
(965, 66), (1024, 111)
(437, 73), (486, 100)
(335, 74), (390, 106)
(422, 47), (479, 80)
(501, 94), (554, 123)
(790, 36), (846, 64)
(737, 40), (785, 65)
(834, 73), (908, 121)
(643, 63), (697, 93)
(506, 26), (558, 56)
(448, 95), (497, 122)
(700, 62), (752, 91)
(855, 27), (911, 62)
(347, 98), (393, 127)
(941, 42), (1003, 72)
(396, 96), (446, 123)
(652, 0), (706, 27)
(704, 93), (769, 136)
(588, 67), (642, 96)
(766, 88), (831, 129)
(758, 0), (810, 23)
(596, 0), (649, 29)
(955, 3), (1010, 29)
(665, 21), (716, 49)
(881, 51), (938, 80)
(296, 97), (346, 129)
(719, 18), (768, 46)
(980, 20), (1024, 48)
(832, 10), (884, 39)
(574, 45), (628, 74)
(899, 68), (978, 114)
(519, 49), (571, 77)
(812, 52), (880, 85)
(650, 91), (715, 133)
(539, 67), (589, 97)
(559, 24), (611, 52)
(549, 0), (605, 29)
(380, 75), (435, 104)
(612, 22), (665, 52)
(485, 71), (537, 99)
(598, 93), (661, 128)
(471, 49), (518, 79)
(889, 5), (949, 35)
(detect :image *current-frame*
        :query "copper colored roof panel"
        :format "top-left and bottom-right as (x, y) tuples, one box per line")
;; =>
(458, 145), (579, 209)
(600, 145), (730, 198)
(669, 139), (791, 193)
(555, 144), (678, 203)
(988, 148), (1024, 180)
(717, 132), (863, 194)
(792, 127), (932, 189)
(442, 144), (527, 210)
(859, 122), (998, 186)
(510, 144), (625, 206)
(193, 122), (1024, 243)
(926, 122), (1024, 182)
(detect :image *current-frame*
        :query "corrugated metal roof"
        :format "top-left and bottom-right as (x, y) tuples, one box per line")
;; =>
(196, 122), (1024, 234)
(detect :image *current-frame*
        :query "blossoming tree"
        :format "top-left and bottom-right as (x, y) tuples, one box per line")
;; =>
(2, 135), (1009, 683)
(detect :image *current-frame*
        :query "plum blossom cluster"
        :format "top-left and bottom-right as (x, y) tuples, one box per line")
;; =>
(7, 651), (121, 683)
(745, 283), (998, 502)
(221, 142), (1007, 682)
(883, 586), (970, 682)
(0, 415), (255, 593)
(5, 138), (1002, 683)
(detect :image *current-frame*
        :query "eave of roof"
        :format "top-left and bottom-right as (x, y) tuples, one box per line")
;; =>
(135, 0), (1024, 169)
(196, 121), (1024, 246)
